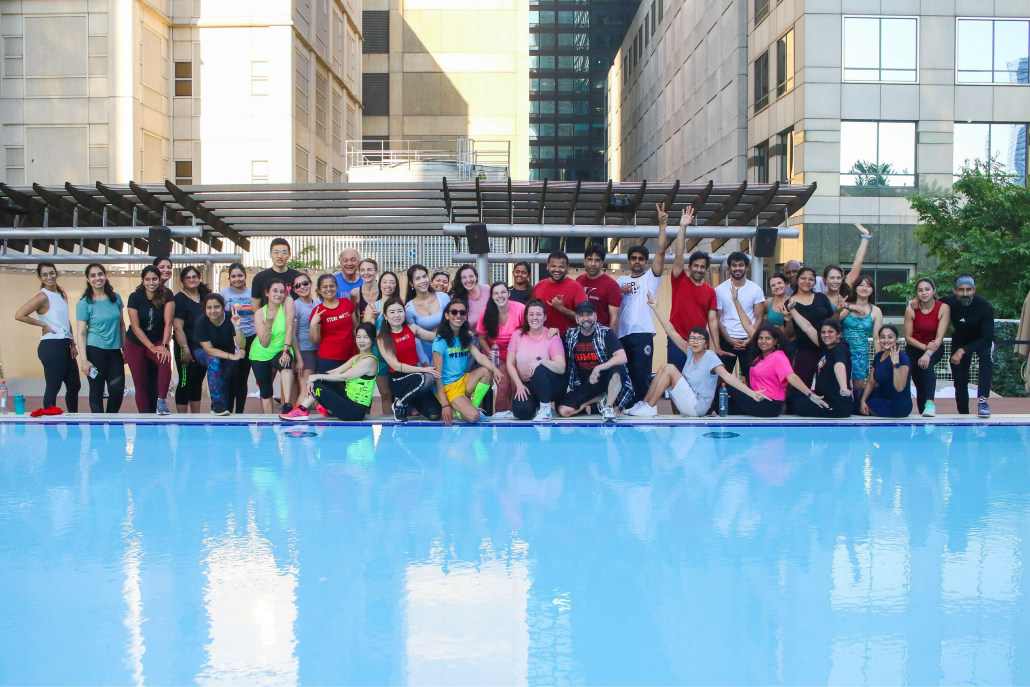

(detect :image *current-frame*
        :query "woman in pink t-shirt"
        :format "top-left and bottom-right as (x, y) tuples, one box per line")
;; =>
(506, 299), (566, 421)
(477, 282), (526, 414)
(728, 324), (827, 417)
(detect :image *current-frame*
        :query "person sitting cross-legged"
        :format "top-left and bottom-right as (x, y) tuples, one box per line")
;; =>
(556, 301), (633, 423)
(625, 293), (758, 417)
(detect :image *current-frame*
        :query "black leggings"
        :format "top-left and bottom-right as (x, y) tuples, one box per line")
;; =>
(727, 385), (782, 417)
(906, 343), (945, 413)
(227, 334), (255, 414)
(85, 346), (124, 413)
(175, 345), (205, 405)
(788, 392), (854, 418)
(251, 352), (294, 399)
(388, 372), (442, 420)
(38, 339), (80, 411)
(312, 381), (370, 421)
(511, 367), (565, 420)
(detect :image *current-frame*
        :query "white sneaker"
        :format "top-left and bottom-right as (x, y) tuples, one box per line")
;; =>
(624, 401), (658, 417)
(533, 404), (552, 421)
(492, 410), (515, 420)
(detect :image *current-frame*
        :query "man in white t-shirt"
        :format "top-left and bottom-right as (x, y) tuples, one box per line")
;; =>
(714, 251), (765, 378)
(616, 202), (668, 404)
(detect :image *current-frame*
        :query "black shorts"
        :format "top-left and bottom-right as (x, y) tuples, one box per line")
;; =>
(560, 368), (617, 410)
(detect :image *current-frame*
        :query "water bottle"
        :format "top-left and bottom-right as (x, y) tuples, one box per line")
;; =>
(0, 379), (7, 414)
(718, 382), (728, 417)
(490, 343), (500, 368)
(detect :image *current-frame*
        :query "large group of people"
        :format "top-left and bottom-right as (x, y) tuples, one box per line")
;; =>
(14, 212), (996, 421)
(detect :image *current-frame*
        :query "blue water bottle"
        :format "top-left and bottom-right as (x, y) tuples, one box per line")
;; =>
(718, 382), (728, 417)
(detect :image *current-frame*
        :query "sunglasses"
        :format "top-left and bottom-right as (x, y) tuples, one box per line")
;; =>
(294, 280), (311, 288)
(447, 309), (467, 316)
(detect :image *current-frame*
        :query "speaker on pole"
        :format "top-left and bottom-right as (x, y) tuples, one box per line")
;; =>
(148, 226), (172, 258)
(753, 227), (778, 258)
(466, 223), (490, 255)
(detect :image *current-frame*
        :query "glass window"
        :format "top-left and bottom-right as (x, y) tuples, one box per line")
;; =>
(776, 29), (794, 96)
(843, 16), (918, 82)
(953, 122), (1028, 184)
(957, 19), (1030, 83)
(840, 121), (916, 187)
(754, 51), (770, 112)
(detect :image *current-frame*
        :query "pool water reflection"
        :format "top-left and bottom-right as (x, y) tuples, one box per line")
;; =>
(1, 423), (1028, 685)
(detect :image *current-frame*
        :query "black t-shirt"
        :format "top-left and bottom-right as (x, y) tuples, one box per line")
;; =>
(793, 293), (834, 351)
(126, 289), (167, 347)
(251, 267), (301, 304)
(509, 287), (532, 304)
(194, 315), (237, 355)
(173, 292), (205, 349)
(940, 294), (994, 348)
(814, 342), (852, 399)
(573, 328), (622, 384)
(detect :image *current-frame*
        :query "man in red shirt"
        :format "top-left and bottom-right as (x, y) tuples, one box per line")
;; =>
(668, 205), (720, 381)
(533, 251), (588, 336)
(576, 244), (622, 330)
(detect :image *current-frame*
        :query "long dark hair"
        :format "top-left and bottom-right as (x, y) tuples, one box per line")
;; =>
(179, 265), (211, 298)
(137, 265), (169, 309)
(376, 296), (407, 360)
(748, 323), (790, 362)
(437, 297), (472, 348)
(520, 298), (547, 334)
(35, 261), (67, 299)
(405, 264), (431, 302)
(480, 281), (509, 340)
(449, 264), (478, 301)
(82, 263), (118, 303)
(846, 274), (876, 305)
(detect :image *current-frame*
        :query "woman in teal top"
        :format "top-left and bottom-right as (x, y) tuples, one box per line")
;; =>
(835, 275), (883, 391)
(250, 277), (296, 414)
(280, 323), (380, 421)
(74, 263), (126, 413)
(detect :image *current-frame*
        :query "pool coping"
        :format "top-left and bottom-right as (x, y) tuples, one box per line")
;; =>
(1, 413), (1028, 428)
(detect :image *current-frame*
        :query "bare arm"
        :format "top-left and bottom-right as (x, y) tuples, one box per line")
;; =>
(842, 224), (872, 288)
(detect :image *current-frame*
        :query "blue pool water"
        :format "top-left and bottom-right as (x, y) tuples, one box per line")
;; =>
(1, 422), (1029, 685)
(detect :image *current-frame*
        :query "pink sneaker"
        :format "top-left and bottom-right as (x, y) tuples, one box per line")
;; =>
(316, 404), (330, 417)
(279, 406), (310, 422)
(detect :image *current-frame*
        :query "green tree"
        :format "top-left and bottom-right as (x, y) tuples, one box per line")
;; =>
(287, 244), (323, 271)
(898, 158), (1030, 319)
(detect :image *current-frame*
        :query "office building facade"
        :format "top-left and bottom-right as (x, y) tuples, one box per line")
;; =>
(608, 0), (1030, 315)
(1, 0), (362, 186)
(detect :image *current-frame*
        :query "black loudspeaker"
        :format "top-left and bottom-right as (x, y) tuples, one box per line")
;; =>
(753, 226), (778, 257)
(148, 226), (172, 258)
(466, 223), (490, 255)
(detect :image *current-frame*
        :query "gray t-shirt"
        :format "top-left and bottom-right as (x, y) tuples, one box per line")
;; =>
(294, 297), (322, 351)
(680, 349), (723, 416)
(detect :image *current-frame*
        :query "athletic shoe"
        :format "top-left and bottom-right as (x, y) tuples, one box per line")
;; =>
(600, 404), (618, 423)
(279, 402), (293, 416)
(211, 405), (231, 417)
(156, 398), (170, 416)
(977, 397), (991, 418)
(392, 399), (408, 422)
(280, 406), (310, 421)
(624, 401), (658, 417)
(533, 404), (552, 421)
(492, 410), (515, 420)
(315, 404), (330, 417)
(922, 401), (936, 418)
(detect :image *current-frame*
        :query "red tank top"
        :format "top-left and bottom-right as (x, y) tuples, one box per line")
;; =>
(911, 300), (942, 345)
(389, 325), (420, 371)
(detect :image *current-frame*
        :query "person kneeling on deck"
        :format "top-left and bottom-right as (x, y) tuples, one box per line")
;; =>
(433, 298), (506, 426)
(625, 294), (758, 417)
(281, 323), (379, 422)
(557, 301), (632, 422)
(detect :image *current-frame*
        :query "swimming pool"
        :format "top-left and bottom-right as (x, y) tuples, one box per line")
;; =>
(1, 422), (1028, 685)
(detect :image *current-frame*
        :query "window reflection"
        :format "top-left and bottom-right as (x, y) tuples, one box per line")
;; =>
(840, 121), (916, 186)
(843, 16), (918, 82)
(954, 122), (1029, 185)
(957, 19), (1030, 83)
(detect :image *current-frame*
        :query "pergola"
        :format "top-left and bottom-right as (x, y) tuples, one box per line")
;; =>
(0, 179), (816, 274)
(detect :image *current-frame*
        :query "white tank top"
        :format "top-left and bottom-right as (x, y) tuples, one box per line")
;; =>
(38, 289), (72, 340)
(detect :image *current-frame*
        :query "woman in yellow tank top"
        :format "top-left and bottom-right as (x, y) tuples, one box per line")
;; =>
(280, 322), (379, 421)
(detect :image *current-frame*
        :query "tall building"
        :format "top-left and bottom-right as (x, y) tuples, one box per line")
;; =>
(0, 0), (362, 186)
(608, 1), (1030, 315)
(359, 0), (530, 180)
(529, 0), (643, 181)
